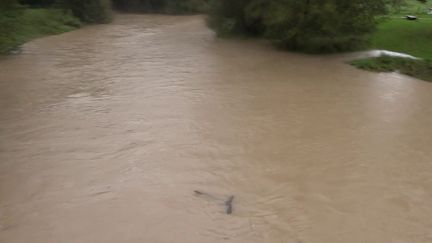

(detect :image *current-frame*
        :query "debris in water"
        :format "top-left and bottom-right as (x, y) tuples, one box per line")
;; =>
(194, 190), (204, 195)
(194, 190), (235, 215)
(225, 195), (234, 215)
(194, 190), (219, 201)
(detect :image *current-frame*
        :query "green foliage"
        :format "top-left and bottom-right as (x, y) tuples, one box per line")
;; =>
(112, 0), (162, 11)
(389, 0), (431, 15)
(164, 0), (210, 14)
(208, 0), (389, 53)
(0, 8), (80, 54)
(63, 0), (112, 23)
(16, 0), (113, 24)
(18, 0), (57, 7)
(0, 0), (23, 53)
(351, 56), (432, 81)
(1, 0), (120, 54)
(112, 0), (210, 14)
(19, 9), (81, 38)
(206, 0), (251, 36)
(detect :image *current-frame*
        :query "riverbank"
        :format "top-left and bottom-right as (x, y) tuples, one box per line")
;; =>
(351, 0), (432, 81)
(351, 56), (432, 82)
(372, 0), (432, 59)
(372, 17), (432, 60)
(352, 16), (432, 82)
(0, 8), (81, 54)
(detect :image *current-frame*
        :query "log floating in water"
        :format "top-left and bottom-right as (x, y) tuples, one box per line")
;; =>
(194, 190), (204, 195)
(225, 195), (234, 215)
(194, 190), (235, 215)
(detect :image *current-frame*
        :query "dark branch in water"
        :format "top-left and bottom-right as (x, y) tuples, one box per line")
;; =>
(194, 190), (219, 200)
(194, 190), (235, 215)
(194, 190), (204, 195)
(225, 195), (234, 215)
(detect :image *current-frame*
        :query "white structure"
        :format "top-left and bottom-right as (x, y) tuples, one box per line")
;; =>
(428, 8), (432, 15)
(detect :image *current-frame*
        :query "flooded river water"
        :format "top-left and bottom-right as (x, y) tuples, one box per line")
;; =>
(1, 14), (432, 243)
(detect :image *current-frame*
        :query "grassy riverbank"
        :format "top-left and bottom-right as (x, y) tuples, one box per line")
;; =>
(0, 8), (81, 54)
(351, 0), (432, 81)
(18, 9), (81, 42)
(351, 56), (432, 81)
(371, 17), (432, 60)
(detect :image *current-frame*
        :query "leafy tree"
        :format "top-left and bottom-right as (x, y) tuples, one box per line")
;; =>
(208, 0), (390, 52)
(18, 0), (57, 7)
(112, 0), (162, 12)
(62, 0), (112, 23)
(206, 0), (252, 35)
(112, 0), (209, 14)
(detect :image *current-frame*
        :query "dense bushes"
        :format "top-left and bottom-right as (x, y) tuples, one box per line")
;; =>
(0, 0), (22, 53)
(62, 0), (112, 23)
(207, 0), (388, 53)
(18, 0), (112, 24)
(112, 0), (210, 14)
(18, 0), (57, 7)
(206, 0), (251, 35)
(163, 0), (210, 13)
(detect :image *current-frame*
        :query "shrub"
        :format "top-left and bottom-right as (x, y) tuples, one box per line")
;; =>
(112, 0), (210, 14)
(207, 0), (388, 53)
(63, 0), (112, 23)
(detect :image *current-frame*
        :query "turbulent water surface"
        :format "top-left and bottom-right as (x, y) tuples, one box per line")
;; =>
(1, 14), (432, 243)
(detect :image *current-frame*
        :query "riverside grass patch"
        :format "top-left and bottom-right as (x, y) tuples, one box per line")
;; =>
(351, 56), (432, 82)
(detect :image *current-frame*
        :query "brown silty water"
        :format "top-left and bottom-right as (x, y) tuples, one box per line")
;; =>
(1, 14), (432, 243)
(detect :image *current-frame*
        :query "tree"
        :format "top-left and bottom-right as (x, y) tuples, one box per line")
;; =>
(18, 0), (57, 7)
(111, 0), (209, 13)
(208, 0), (389, 52)
(62, 0), (112, 23)
(206, 0), (252, 36)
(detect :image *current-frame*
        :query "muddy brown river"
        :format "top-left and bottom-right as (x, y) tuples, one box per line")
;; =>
(1, 14), (432, 243)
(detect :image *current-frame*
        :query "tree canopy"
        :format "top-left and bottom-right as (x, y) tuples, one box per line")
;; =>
(62, 0), (112, 23)
(112, 0), (210, 14)
(207, 0), (395, 52)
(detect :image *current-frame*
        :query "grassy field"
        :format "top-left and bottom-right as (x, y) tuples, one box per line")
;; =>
(371, 0), (432, 59)
(371, 17), (432, 59)
(351, 0), (432, 81)
(0, 8), (81, 54)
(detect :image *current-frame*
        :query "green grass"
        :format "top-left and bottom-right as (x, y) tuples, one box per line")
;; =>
(371, 17), (432, 59)
(351, 56), (432, 82)
(0, 8), (81, 54)
(371, 0), (432, 59)
(351, 0), (432, 81)
(18, 9), (81, 41)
